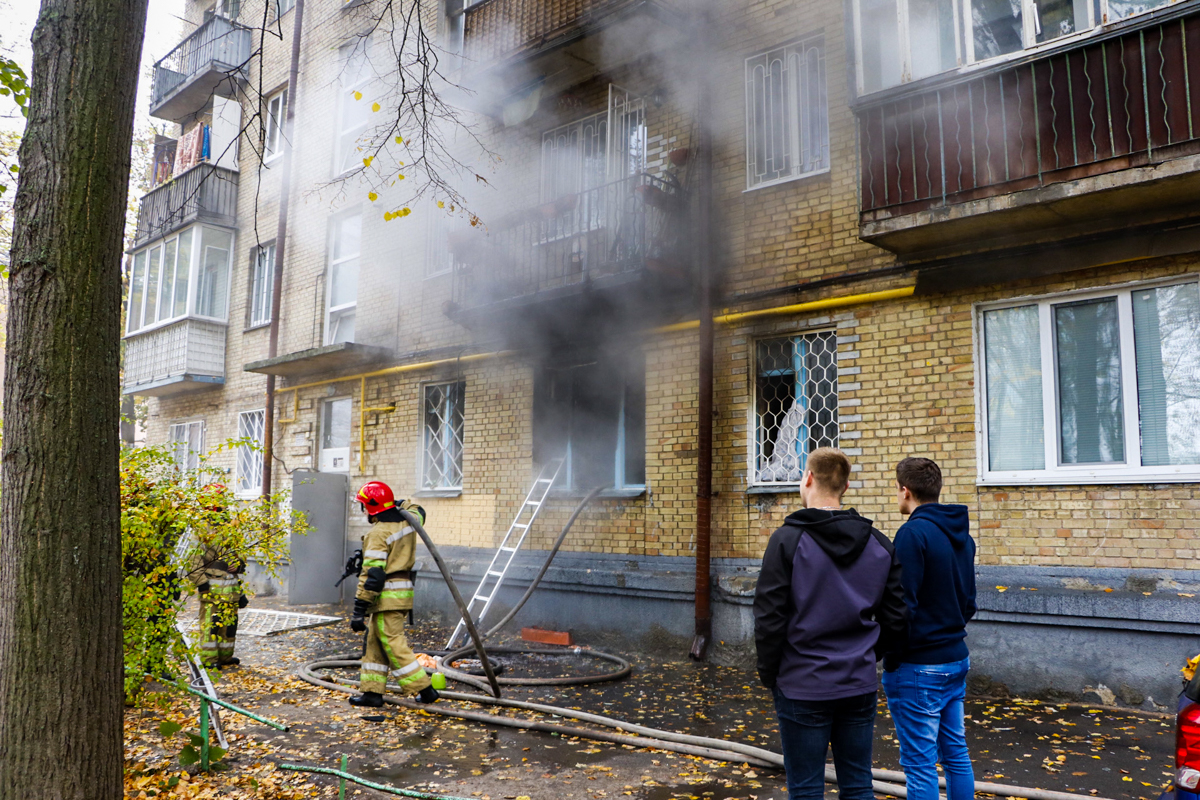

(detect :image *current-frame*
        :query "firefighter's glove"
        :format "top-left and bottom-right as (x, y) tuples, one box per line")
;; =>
(350, 598), (371, 632)
(238, 594), (249, 609)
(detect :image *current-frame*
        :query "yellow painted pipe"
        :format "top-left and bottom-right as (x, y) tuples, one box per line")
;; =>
(655, 285), (916, 333)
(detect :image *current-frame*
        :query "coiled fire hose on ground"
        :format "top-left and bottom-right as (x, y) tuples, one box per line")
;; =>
(302, 503), (1113, 800)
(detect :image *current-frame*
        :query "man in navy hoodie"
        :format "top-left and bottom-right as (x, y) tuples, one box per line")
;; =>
(881, 457), (977, 800)
(754, 447), (907, 800)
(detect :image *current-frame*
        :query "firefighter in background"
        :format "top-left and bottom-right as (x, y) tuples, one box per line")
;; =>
(188, 484), (248, 668)
(348, 480), (439, 707)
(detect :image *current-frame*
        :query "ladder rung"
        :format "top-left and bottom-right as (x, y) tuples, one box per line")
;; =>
(512, 523), (529, 529)
(476, 594), (492, 603)
(487, 570), (504, 577)
(499, 546), (517, 553)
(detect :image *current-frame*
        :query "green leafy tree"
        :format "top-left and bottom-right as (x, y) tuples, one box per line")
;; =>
(120, 440), (306, 702)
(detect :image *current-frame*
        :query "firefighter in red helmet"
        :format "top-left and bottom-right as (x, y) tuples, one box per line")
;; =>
(187, 484), (247, 668)
(348, 480), (438, 707)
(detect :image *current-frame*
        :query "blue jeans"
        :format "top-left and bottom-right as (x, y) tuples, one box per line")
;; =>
(881, 657), (975, 800)
(772, 688), (877, 800)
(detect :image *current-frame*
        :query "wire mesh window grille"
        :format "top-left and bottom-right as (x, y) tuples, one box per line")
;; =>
(423, 382), (465, 490)
(745, 37), (829, 190)
(249, 243), (274, 327)
(755, 333), (839, 484)
(236, 410), (265, 496)
(169, 421), (205, 472)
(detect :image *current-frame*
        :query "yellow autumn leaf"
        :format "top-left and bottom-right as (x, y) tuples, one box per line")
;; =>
(437, 201), (445, 209)
(397, 173), (405, 180)
(399, 207), (411, 217)
(368, 192), (377, 202)
(371, 102), (380, 112)
(383, 211), (393, 221)
(353, 91), (362, 101)
(394, 135), (403, 144)
(363, 156), (373, 167)
(996, 585), (1008, 592)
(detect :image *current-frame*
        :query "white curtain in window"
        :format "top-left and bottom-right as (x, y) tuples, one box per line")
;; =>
(984, 305), (1045, 470)
(1133, 283), (1200, 467)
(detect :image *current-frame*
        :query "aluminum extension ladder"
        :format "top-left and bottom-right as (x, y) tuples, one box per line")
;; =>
(176, 621), (229, 749)
(445, 458), (565, 649)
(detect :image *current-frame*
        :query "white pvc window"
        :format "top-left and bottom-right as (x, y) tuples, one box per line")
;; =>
(745, 37), (829, 190)
(977, 279), (1200, 484)
(264, 89), (287, 161)
(126, 228), (195, 333)
(236, 410), (265, 496)
(249, 242), (274, 327)
(326, 211), (360, 344)
(320, 397), (352, 472)
(169, 420), (205, 472)
(423, 381), (465, 490)
(196, 227), (233, 320)
(335, 40), (372, 175)
(753, 332), (840, 485)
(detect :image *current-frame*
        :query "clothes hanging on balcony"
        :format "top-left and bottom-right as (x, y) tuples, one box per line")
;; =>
(201, 125), (211, 162)
(174, 125), (206, 174)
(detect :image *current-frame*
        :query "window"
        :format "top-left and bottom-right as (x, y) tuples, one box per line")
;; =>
(532, 355), (646, 492)
(335, 40), (372, 175)
(423, 382), (465, 490)
(424, 211), (454, 277)
(196, 227), (233, 320)
(235, 410), (265, 496)
(753, 333), (840, 485)
(169, 421), (205, 472)
(275, 0), (294, 17)
(320, 398), (352, 472)
(126, 228), (194, 333)
(264, 89), (287, 161)
(745, 38), (829, 190)
(326, 211), (361, 344)
(977, 280), (1200, 484)
(854, 0), (1171, 92)
(249, 242), (274, 327)
(540, 86), (647, 203)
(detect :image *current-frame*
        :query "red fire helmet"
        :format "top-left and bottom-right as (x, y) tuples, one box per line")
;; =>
(199, 483), (228, 512)
(356, 481), (396, 514)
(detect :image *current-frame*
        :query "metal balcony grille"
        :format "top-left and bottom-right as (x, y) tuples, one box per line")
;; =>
(755, 332), (839, 484)
(151, 16), (251, 111)
(857, 7), (1200, 215)
(449, 173), (684, 310)
(123, 318), (227, 394)
(133, 164), (238, 248)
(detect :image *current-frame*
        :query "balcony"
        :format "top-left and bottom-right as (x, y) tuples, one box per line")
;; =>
(856, 5), (1200, 261)
(123, 318), (227, 396)
(459, 0), (684, 113)
(132, 164), (238, 249)
(447, 174), (689, 338)
(150, 16), (250, 122)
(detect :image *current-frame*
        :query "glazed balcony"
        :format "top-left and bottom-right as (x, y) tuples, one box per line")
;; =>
(856, 4), (1200, 259)
(132, 164), (238, 249)
(447, 174), (689, 336)
(150, 16), (250, 122)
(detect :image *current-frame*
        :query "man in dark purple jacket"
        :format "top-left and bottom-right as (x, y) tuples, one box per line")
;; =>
(754, 447), (907, 800)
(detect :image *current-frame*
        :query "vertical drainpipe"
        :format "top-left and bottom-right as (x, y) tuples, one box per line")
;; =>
(262, 0), (306, 499)
(690, 5), (716, 662)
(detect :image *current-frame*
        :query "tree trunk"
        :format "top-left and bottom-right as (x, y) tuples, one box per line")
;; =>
(0, 0), (148, 795)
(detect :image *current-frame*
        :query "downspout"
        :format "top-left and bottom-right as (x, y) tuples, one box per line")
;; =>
(689, 6), (715, 662)
(262, 0), (306, 499)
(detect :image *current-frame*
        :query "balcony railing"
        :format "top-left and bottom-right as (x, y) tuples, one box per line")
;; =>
(857, 6), (1200, 218)
(150, 16), (250, 119)
(133, 164), (238, 248)
(123, 318), (227, 396)
(450, 173), (685, 311)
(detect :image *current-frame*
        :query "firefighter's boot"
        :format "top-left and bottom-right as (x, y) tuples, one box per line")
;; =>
(349, 692), (385, 708)
(416, 686), (440, 704)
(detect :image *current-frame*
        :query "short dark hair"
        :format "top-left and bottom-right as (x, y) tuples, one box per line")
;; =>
(806, 447), (852, 496)
(896, 457), (942, 503)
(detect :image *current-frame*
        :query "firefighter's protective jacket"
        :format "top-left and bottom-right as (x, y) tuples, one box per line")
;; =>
(187, 529), (245, 599)
(355, 503), (424, 613)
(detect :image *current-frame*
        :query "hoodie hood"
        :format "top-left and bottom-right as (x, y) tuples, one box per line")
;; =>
(907, 503), (972, 548)
(783, 508), (877, 566)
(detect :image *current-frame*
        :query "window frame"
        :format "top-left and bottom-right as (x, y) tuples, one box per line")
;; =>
(974, 275), (1200, 485)
(421, 380), (466, 491)
(334, 39), (372, 177)
(248, 241), (275, 329)
(744, 36), (831, 192)
(748, 330), (842, 488)
(319, 396), (353, 473)
(126, 225), (230, 336)
(235, 409), (266, 498)
(264, 88), (288, 162)
(169, 420), (206, 473)
(325, 209), (361, 345)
